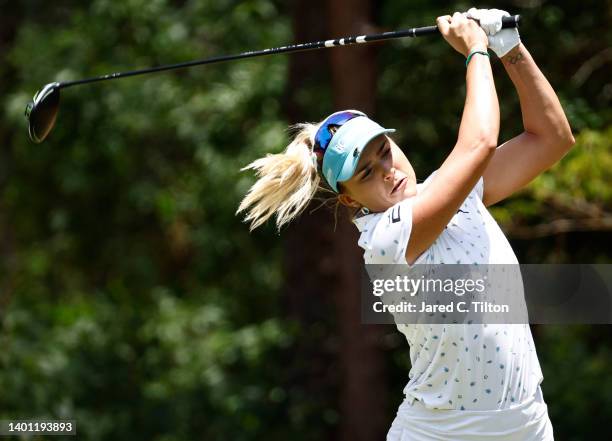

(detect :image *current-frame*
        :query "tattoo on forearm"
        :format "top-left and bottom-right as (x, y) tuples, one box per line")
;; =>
(506, 52), (524, 65)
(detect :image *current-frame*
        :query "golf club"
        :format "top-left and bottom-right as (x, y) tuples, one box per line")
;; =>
(25, 15), (520, 143)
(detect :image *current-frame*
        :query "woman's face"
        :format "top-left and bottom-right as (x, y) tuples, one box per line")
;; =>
(338, 134), (416, 213)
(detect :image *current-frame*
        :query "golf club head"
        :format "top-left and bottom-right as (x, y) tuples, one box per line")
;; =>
(25, 82), (61, 143)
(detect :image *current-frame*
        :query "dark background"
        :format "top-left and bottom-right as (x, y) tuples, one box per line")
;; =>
(1, 0), (610, 440)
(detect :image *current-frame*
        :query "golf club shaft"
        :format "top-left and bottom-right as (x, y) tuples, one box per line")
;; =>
(60, 15), (520, 89)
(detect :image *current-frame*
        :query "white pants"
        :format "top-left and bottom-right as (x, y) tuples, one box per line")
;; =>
(386, 386), (554, 441)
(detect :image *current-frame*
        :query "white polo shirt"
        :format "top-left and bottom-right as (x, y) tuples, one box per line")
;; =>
(353, 171), (545, 412)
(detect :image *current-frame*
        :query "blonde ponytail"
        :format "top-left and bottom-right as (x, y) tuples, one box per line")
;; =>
(236, 122), (324, 231)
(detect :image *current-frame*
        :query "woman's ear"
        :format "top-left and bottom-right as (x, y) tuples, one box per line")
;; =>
(338, 193), (361, 208)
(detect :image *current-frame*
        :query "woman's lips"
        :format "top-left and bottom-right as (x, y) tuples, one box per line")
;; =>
(391, 177), (406, 195)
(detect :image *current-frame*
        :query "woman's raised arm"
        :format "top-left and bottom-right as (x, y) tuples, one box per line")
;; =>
(406, 12), (499, 264)
(481, 43), (576, 207)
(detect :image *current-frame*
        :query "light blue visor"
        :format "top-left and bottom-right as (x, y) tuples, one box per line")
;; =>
(322, 116), (395, 192)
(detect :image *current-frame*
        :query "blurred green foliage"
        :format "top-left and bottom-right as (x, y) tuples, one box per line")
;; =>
(0, 0), (610, 440)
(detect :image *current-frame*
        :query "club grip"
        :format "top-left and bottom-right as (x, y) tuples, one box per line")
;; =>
(410, 14), (521, 37)
(501, 15), (521, 29)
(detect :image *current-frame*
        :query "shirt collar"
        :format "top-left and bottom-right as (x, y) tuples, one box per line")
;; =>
(352, 212), (376, 232)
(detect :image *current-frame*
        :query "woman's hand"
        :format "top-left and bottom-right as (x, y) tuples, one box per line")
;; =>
(465, 8), (521, 58)
(436, 12), (489, 57)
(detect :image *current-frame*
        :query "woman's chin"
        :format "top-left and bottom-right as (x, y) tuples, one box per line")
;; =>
(392, 181), (416, 202)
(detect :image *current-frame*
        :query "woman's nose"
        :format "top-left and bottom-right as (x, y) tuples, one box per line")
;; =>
(383, 165), (395, 182)
(383, 167), (395, 182)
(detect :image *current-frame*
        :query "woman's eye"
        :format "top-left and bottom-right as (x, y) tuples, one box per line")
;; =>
(383, 147), (391, 157)
(363, 168), (372, 179)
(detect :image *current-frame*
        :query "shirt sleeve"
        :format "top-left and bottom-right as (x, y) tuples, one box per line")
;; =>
(475, 176), (484, 200)
(366, 197), (415, 264)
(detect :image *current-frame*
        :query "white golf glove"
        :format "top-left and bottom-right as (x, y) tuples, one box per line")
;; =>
(466, 8), (520, 58)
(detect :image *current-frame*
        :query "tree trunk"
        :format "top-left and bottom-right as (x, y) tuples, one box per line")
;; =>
(327, 2), (388, 441)
(282, 1), (341, 440)
(283, 0), (388, 440)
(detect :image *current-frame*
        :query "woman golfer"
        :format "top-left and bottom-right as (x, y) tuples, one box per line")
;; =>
(237, 8), (574, 440)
